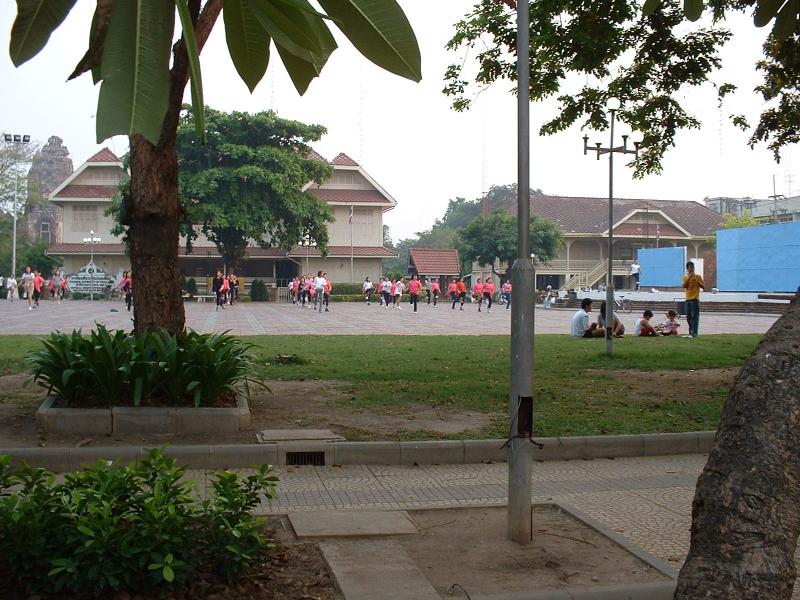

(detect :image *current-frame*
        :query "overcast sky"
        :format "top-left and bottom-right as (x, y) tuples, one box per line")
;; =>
(2, 2), (797, 242)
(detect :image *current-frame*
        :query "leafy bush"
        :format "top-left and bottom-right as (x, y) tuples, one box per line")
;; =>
(330, 294), (372, 302)
(70, 291), (87, 300)
(24, 325), (255, 407)
(249, 279), (268, 301)
(329, 282), (363, 295)
(0, 448), (277, 597)
(186, 277), (198, 296)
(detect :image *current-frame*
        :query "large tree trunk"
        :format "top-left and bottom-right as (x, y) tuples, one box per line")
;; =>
(125, 0), (222, 336)
(675, 293), (800, 599)
(128, 135), (185, 335)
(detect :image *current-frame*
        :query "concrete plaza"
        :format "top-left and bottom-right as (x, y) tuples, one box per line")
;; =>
(0, 298), (779, 336)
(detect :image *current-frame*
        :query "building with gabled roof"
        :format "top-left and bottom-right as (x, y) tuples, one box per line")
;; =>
(46, 148), (397, 287)
(407, 248), (462, 288)
(474, 192), (723, 290)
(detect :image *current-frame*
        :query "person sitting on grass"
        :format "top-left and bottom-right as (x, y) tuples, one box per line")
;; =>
(659, 310), (681, 336)
(571, 298), (605, 338)
(597, 301), (625, 338)
(634, 309), (657, 337)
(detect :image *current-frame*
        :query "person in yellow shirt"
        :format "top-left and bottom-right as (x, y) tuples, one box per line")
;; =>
(682, 261), (705, 338)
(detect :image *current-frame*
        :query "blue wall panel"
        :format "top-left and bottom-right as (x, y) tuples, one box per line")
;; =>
(717, 222), (800, 292)
(638, 247), (687, 287)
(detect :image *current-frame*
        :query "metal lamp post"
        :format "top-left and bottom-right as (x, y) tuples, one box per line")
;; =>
(4, 133), (31, 277)
(82, 230), (101, 301)
(583, 99), (640, 356)
(507, 0), (536, 545)
(299, 234), (316, 274)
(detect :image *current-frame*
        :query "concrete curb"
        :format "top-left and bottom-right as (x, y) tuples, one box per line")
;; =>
(0, 431), (716, 472)
(469, 581), (677, 600)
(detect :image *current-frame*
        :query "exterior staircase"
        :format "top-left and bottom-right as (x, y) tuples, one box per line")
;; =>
(563, 259), (608, 290)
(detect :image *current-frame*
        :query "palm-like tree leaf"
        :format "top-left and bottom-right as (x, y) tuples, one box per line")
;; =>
(224, 0), (271, 92)
(175, 0), (205, 142)
(10, 0), (77, 66)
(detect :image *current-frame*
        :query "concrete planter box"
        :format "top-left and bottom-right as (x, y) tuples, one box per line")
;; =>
(36, 395), (251, 435)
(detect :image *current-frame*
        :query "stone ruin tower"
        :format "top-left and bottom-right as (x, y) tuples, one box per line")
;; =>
(26, 135), (74, 244)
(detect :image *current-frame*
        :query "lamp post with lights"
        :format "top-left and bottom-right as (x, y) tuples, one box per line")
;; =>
(583, 98), (641, 356)
(298, 234), (316, 275)
(82, 230), (102, 301)
(4, 133), (31, 277)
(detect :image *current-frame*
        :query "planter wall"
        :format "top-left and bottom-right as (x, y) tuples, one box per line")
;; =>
(36, 396), (251, 435)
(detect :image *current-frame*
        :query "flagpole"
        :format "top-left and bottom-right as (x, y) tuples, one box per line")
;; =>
(349, 204), (354, 282)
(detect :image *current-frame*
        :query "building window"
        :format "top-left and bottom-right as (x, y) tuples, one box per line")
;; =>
(40, 219), (50, 241)
(334, 173), (356, 185)
(73, 205), (97, 232)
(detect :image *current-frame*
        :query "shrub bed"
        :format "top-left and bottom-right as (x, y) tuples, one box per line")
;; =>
(0, 448), (277, 598)
(24, 325), (254, 408)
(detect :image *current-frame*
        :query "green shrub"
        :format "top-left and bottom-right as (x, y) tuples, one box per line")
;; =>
(186, 277), (198, 296)
(0, 448), (277, 597)
(250, 279), (268, 301)
(330, 294), (371, 302)
(24, 325), (255, 408)
(329, 282), (363, 295)
(70, 291), (87, 300)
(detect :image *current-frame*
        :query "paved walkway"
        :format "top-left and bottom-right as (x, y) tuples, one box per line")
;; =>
(0, 300), (779, 336)
(213, 455), (702, 569)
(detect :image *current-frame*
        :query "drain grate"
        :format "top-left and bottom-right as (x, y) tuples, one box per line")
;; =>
(286, 451), (326, 466)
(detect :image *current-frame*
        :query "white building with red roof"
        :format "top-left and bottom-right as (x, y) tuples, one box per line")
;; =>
(47, 149), (397, 287)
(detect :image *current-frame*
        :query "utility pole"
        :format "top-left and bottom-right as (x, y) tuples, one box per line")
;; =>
(769, 174), (786, 223)
(4, 133), (31, 276)
(507, 0), (535, 545)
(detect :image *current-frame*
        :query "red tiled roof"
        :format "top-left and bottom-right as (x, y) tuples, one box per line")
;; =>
(330, 152), (359, 166)
(54, 184), (119, 199)
(47, 244), (397, 259)
(513, 194), (724, 236)
(308, 188), (391, 204)
(47, 243), (125, 255)
(306, 148), (327, 162)
(408, 248), (462, 275)
(614, 223), (684, 237)
(86, 148), (121, 163)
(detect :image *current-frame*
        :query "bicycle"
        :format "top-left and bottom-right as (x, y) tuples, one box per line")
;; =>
(613, 294), (633, 314)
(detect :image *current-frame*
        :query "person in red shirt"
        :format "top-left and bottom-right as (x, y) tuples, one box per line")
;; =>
(323, 274), (332, 312)
(32, 270), (44, 307)
(483, 277), (495, 313)
(472, 278), (484, 312)
(407, 274), (422, 313)
(448, 279), (459, 309)
(429, 279), (441, 306)
(456, 278), (468, 311)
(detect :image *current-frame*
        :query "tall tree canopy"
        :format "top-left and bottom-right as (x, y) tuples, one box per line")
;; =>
(9, 0), (421, 335)
(457, 210), (563, 277)
(177, 107), (333, 272)
(444, 0), (799, 174)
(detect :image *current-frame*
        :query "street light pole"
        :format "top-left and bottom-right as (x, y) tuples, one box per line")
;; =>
(4, 133), (31, 277)
(83, 230), (101, 301)
(507, 0), (536, 545)
(583, 99), (640, 356)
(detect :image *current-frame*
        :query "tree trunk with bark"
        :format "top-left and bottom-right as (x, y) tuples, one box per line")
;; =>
(128, 135), (185, 335)
(675, 293), (800, 599)
(124, 0), (222, 336)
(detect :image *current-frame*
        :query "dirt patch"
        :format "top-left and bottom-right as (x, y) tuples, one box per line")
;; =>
(254, 380), (492, 440)
(587, 367), (737, 404)
(402, 505), (669, 596)
(0, 379), (492, 448)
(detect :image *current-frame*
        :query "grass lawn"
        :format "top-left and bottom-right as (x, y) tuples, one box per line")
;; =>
(0, 334), (761, 438)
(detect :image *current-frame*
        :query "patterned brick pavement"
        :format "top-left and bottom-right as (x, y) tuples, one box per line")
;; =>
(242, 455), (702, 570)
(0, 299), (779, 336)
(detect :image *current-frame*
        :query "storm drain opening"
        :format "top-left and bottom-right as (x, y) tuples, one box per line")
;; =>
(285, 451), (326, 466)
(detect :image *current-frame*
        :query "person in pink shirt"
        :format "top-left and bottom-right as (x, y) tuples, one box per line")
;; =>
(33, 271), (44, 307)
(501, 280), (512, 310)
(429, 279), (441, 306)
(291, 277), (300, 304)
(408, 274), (422, 313)
(472, 278), (484, 312)
(483, 278), (495, 313)
(448, 279), (458, 309)
(390, 279), (398, 306)
(323, 274), (332, 312)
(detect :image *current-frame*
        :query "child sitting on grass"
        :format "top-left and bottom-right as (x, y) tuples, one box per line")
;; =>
(658, 310), (681, 336)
